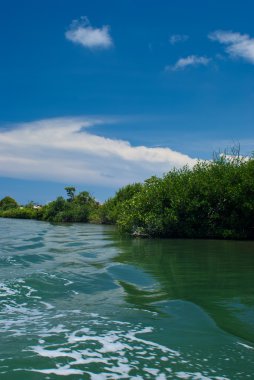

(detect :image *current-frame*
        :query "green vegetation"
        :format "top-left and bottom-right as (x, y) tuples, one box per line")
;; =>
(42, 189), (99, 223)
(99, 183), (143, 224)
(0, 196), (19, 210)
(101, 154), (254, 239)
(0, 187), (99, 223)
(1, 153), (254, 239)
(0, 207), (41, 219)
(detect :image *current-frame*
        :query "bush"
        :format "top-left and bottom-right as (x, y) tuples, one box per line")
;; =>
(100, 183), (143, 224)
(102, 157), (254, 239)
(0, 207), (38, 219)
(41, 191), (100, 223)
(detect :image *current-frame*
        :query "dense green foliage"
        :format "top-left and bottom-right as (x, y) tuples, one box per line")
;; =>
(0, 197), (42, 219)
(0, 207), (41, 219)
(41, 189), (99, 223)
(0, 188), (99, 223)
(1, 155), (254, 239)
(101, 156), (254, 239)
(99, 183), (143, 224)
(0, 196), (19, 210)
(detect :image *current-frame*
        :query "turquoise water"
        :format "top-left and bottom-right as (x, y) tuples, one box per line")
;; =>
(0, 218), (254, 379)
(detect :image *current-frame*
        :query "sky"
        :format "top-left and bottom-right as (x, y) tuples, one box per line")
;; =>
(0, 0), (254, 204)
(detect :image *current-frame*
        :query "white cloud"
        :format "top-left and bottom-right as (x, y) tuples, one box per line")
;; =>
(65, 17), (113, 50)
(166, 55), (211, 71)
(0, 117), (197, 187)
(209, 30), (254, 63)
(169, 34), (189, 45)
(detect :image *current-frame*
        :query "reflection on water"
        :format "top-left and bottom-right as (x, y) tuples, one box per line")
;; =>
(0, 218), (254, 379)
(112, 236), (254, 343)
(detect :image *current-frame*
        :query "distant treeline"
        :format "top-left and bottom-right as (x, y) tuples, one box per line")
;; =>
(0, 187), (100, 224)
(1, 154), (254, 239)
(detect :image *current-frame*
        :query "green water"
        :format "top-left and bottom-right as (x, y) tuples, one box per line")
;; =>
(0, 219), (254, 379)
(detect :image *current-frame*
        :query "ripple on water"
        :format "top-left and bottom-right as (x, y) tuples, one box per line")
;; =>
(0, 279), (252, 380)
(1, 220), (254, 379)
(14, 316), (253, 380)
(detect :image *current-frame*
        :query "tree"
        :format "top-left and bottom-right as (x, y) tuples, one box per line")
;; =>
(64, 186), (76, 202)
(42, 196), (66, 221)
(75, 191), (92, 205)
(0, 196), (19, 210)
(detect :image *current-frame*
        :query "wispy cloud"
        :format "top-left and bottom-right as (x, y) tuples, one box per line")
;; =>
(0, 118), (197, 187)
(169, 34), (189, 45)
(166, 55), (211, 71)
(65, 16), (113, 50)
(209, 30), (254, 64)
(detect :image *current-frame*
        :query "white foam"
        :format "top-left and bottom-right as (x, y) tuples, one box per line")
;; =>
(176, 372), (191, 379)
(40, 301), (54, 310)
(6, 311), (240, 380)
(237, 342), (254, 350)
(0, 283), (16, 297)
(191, 373), (212, 380)
(33, 365), (83, 376)
(144, 367), (160, 375)
(125, 327), (180, 356)
(31, 346), (76, 359)
(23, 285), (40, 298)
(27, 316), (183, 379)
(87, 372), (143, 380)
(156, 374), (167, 380)
(175, 371), (229, 380)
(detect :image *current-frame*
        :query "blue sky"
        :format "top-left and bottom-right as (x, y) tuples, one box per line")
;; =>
(0, 0), (254, 204)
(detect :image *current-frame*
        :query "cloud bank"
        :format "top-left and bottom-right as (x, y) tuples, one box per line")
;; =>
(209, 30), (254, 64)
(0, 117), (197, 187)
(65, 17), (113, 50)
(166, 55), (210, 71)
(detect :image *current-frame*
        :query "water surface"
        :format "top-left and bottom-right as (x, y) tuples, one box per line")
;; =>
(0, 218), (254, 379)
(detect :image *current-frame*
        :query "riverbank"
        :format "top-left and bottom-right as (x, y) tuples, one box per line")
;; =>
(1, 155), (254, 239)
